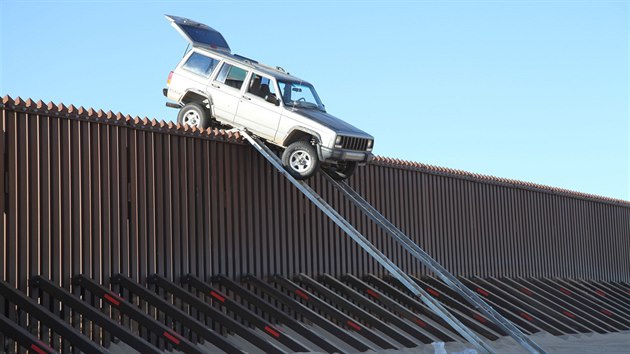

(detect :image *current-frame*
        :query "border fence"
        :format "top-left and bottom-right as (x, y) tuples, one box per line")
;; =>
(1, 95), (629, 294)
(1, 96), (630, 353)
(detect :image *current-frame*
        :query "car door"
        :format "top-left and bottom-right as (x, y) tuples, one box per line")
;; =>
(208, 62), (249, 122)
(234, 73), (282, 140)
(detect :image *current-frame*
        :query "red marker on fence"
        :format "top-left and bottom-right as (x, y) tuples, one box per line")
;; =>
(210, 290), (225, 303)
(295, 289), (309, 300)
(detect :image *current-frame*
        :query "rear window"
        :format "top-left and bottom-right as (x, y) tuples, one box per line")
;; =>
(182, 53), (219, 77)
(180, 24), (230, 51)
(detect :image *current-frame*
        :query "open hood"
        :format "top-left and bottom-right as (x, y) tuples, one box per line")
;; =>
(165, 15), (231, 53)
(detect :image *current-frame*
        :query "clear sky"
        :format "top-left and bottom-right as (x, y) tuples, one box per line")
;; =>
(2, 0), (628, 200)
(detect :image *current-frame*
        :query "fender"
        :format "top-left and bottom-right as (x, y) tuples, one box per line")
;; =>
(282, 127), (327, 160)
(180, 89), (215, 116)
(282, 127), (322, 146)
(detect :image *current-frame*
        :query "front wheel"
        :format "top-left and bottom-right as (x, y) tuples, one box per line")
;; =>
(323, 161), (357, 181)
(281, 141), (319, 180)
(177, 103), (210, 129)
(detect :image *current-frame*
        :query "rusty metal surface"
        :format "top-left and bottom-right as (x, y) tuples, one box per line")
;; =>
(1, 95), (629, 296)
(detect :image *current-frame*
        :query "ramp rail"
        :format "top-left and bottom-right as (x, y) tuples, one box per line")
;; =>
(241, 130), (549, 354)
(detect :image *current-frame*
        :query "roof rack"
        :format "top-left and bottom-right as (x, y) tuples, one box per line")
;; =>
(255, 61), (289, 74)
(233, 53), (259, 64)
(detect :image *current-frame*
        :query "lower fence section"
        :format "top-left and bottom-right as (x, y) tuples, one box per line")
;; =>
(2, 274), (630, 353)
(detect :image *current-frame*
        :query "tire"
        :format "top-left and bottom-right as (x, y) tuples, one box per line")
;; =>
(324, 161), (358, 181)
(281, 141), (319, 179)
(177, 103), (210, 129)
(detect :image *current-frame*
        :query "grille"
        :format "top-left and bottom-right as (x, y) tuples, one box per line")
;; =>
(340, 136), (370, 151)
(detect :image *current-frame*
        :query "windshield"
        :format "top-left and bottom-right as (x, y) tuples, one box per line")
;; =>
(278, 80), (325, 111)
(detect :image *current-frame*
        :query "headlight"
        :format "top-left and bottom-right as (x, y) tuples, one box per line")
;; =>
(334, 135), (343, 148)
(367, 140), (373, 148)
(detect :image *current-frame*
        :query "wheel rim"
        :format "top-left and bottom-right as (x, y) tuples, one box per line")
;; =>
(182, 110), (200, 127)
(289, 150), (312, 173)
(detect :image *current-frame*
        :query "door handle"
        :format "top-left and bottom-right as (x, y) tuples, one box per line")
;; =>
(242, 96), (251, 101)
(211, 83), (221, 88)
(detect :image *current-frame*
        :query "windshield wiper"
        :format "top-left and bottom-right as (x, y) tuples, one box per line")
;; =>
(286, 101), (324, 111)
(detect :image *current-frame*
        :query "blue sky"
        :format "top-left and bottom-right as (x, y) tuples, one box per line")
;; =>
(1, 0), (628, 200)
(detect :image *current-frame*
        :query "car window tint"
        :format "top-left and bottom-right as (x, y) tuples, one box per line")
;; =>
(248, 74), (278, 104)
(180, 24), (230, 51)
(278, 82), (316, 102)
(182, 53), (219, 77)
(215, 63), (248, 89)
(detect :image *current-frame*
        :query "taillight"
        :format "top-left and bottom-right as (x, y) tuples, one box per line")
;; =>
(167, 71), (173, 86)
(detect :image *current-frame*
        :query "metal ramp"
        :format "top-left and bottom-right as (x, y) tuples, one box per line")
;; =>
(240, 130), (548, 354)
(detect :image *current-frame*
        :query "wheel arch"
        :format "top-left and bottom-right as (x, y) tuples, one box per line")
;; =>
(180, 90), (213, 109)
(282, 127), (321, 146)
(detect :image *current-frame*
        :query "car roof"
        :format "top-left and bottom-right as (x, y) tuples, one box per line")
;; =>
(167, 15), (311, 85)
(192, 46), (312, 85)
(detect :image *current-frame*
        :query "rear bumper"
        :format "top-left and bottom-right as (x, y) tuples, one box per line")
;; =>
(319, 146), (374, 164)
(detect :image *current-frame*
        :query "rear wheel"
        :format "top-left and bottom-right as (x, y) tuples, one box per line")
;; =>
(282, 141), (319, 179)
(324, 161), (357, 181)
(177, 103), (210, 129)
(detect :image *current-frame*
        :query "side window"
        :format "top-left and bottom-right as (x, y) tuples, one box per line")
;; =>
(182, 53), (219, 77)
(247, 74), (279, 105)
(214, 63), (248, 90)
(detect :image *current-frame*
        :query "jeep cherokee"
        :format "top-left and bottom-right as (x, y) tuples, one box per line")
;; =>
(164, 15), (374, 180)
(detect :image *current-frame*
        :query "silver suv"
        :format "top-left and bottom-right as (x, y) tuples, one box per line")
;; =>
(164, 15), (374, 180)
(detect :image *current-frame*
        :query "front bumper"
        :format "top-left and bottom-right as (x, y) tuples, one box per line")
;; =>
(319, 146), (374, 164)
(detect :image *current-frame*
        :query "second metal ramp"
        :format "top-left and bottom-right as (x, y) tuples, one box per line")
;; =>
(240, 131), (499, 354)
(322, 158), (548, 354)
